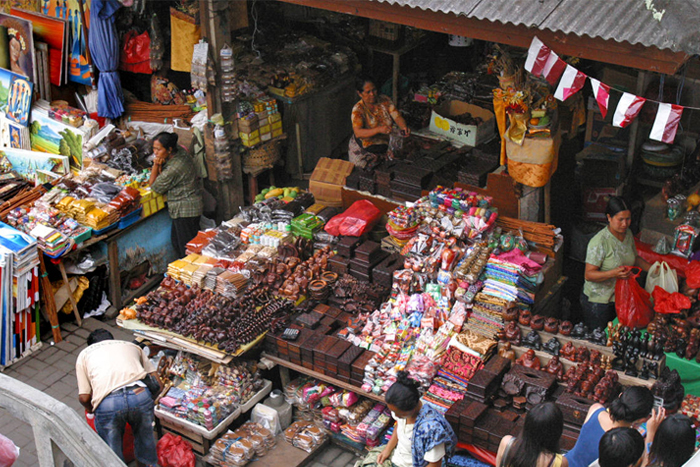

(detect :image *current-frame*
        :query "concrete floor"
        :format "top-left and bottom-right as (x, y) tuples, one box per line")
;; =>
(0, 317), (364, 467)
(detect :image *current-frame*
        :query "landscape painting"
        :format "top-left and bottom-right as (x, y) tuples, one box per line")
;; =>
(29, 108), (85, 170)
(0, 147), (69, 181)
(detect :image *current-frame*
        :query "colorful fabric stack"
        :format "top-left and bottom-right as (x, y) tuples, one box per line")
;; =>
(467, 293), (507, 339)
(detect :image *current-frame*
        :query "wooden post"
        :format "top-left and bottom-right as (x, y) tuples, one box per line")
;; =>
(57, 261), (82, 326)
(108, 241), (121, 311)
(198, 0), (245, 220)
(38, 254), (62, 343)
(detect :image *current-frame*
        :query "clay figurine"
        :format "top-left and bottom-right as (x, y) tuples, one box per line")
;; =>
(589, 327), (608, 346)
(571, 322), (589, 340)
(560, 321), (573, 336)
(531, 315), (545, 331)
(519, 310), (532, 327)
(503, 307), (519, 322)
(544, 317), (559, 334)
(543, 337), (561, 356)
(624, 350), (639, 377)
(639, 361), (650, 380)
(589, 349), (602, 367)
(515, 349), (541, 370)
(505, 321), (522, 346)
(575, 346), (590, 363)
(522, 330), (543, 351)
(606, 322), (615, 346)
(561, 342), (576, 361)
(498, 342), (516, 363)
(544, 355), (564, 380)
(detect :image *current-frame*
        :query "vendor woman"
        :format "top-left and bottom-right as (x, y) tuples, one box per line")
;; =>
(349, 77), (411, 168)
(149, 132), (203, 258)
(377, 371), (456, 467)
(582, 196), (650, 330)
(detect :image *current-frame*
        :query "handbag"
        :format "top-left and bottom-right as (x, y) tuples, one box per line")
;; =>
(645, 261), (679, 294)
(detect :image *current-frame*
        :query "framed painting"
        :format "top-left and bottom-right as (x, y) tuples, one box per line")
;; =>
(0, 68), (32, 127)
(0, 147), (69, 180)
(29, 107), (88, 171)
(45, 0), (91, 85)
(10, 8), (67, 86)
(0, 13), (36, 84)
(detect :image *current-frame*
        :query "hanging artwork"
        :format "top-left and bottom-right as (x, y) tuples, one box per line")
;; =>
(0, 13), (36, 83)
(29, 106), (88, 171)
(45, 0), (91, 85)
(0, 68), (33, 128)
(10, 8), (68, 86)
(0, 1), (40, 14)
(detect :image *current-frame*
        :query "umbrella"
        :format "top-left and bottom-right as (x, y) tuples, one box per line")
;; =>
(89, 0), (124, 119)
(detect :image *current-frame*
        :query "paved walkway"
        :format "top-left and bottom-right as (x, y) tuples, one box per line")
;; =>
(0, 317), (134, 467)
(0, 317), (364, 467)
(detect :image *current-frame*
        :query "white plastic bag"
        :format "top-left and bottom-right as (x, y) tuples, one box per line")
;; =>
(645, 261), (679, 294)
(250, 403), (281, 435)
(0, 433), (19, 467)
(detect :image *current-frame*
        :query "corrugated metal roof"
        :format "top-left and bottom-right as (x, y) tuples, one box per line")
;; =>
(372, 0), (700, 55)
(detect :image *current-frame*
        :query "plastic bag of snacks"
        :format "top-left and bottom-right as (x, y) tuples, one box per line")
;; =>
(203, 433), (254, 467)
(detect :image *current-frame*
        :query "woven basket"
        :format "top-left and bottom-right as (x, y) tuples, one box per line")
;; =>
(242, 139), (281, 170)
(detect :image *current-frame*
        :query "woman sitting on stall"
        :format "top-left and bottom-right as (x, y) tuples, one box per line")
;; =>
(564, 386), (654, 467)
(495, 402), (568, 467)
(582, 196), (650, 330)
(376, 371), (456, 467)
(349, 77), (411, 169)
(149, 132), (203, 258)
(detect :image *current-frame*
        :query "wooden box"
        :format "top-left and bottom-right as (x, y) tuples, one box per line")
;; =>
(351, 350), (375, 381)
(326, 340), (353, 375)
(459, 401), (488, 428)
(314, 336), (339, 373)
(556, 391), (595, 427)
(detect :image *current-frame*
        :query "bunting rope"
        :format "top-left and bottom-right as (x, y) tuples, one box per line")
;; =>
(524, 36), (697, 144)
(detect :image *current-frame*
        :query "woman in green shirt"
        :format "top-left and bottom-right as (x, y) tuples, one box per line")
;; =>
(581, 196), (650, 330)
(149, 132), (203, 257)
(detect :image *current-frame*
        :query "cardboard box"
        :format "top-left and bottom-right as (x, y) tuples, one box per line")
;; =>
(429, 101), (495, 147)
(238, 116), (259, 133)
(269, 112), (281, 123)
(259, 124), (271, 134)
(582, 186), (617, 221)
(272, 128), (284, 138)
(309, 157), (355, 207)
(271, 120), (283, 131)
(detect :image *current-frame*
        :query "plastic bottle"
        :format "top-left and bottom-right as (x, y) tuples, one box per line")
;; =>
(220, 44), (235, 102)
(214, 124), (229, 154)
(262, 389), (292, 430)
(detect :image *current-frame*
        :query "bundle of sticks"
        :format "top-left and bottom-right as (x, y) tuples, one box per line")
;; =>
(0, 184), (49, 221)
(495, 216), (560, 257)
(123, 101), (195, 124)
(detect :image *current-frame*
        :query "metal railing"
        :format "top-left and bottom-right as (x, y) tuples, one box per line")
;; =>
(0, 373), (125, 467)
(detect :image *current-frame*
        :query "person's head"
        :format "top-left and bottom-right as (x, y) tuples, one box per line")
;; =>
(152, 132), (178, 160)
(87, 329), (114, 346)
(598, 427), (644, 467)
(7, 25), (28, 66)
(608, 386), (654, 425)
(605, 196), (631, 235)
(648, 414), (697, 467)
(356, 76), (378, 105)
(385, 371), (421, 419)
(508, 403), (563, 467)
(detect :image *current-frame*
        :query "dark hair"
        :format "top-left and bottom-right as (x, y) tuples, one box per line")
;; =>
(648, 414), (696, 467)
(608, 386), (654, 423)
(598, 427), (644, 467)
(153, 132), (178, 151)
(506, 403), (563, 467)
(87, 329), (114, 346)
(385, 371), (420, 412)
(605, 196), (630, 219)
(355, 76), (376, 93)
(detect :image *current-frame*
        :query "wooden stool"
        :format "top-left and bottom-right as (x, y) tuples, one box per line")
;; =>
(243, 165), (275, 204)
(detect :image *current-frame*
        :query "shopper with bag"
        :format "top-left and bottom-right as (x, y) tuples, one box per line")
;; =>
(581, 196), (650, 330)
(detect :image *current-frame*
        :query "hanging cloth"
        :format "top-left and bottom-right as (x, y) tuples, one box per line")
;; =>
(89, 0), (125, 119)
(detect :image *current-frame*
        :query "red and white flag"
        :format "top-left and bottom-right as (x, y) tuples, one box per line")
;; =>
(589, 78), (611, 118)
(542, 51), (567, 86)
(612, 93), (646, 128)
(650, 103), (683, 143)
(524, 36), (551, 76)
(554, 65), (586, 101)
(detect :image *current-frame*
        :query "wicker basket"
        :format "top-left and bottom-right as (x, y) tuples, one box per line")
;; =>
(242, 139), (282, 170)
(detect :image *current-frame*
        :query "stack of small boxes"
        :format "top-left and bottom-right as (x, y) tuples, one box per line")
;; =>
(349, 240), (389, 283)
(255, 97), (283, 144)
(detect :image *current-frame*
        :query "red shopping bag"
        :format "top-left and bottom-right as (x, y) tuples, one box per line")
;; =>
(615, 267), (654, 329)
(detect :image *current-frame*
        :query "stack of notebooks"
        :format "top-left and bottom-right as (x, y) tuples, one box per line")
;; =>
(29, 224), (71, 257)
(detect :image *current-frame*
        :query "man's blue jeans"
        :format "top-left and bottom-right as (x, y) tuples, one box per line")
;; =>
(94, 386), (158, 466)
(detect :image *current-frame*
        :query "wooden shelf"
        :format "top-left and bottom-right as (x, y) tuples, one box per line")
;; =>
(262, 353), (384, 403)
